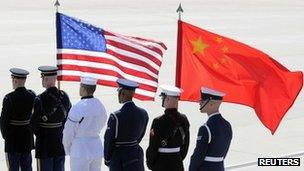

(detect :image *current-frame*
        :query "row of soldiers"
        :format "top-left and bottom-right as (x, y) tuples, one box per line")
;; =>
(0, 66), (233, 171)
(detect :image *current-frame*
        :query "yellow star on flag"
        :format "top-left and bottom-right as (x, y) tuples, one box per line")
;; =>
(222, 46), (229, 53)
(191, 37), (209, 55)
(220, 56), (228, 64)
(213, 63), (220, 70)
(215, 37), (223, 44)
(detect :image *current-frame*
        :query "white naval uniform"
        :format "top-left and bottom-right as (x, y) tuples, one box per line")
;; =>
(63, 97), (107, 171)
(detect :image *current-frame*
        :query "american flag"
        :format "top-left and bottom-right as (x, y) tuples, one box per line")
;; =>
(56, 13), (167, 100)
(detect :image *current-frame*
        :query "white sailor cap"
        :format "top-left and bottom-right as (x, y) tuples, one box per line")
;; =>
(80, 76), (97, 86)
(200, 87), (225, 100)
(159, 85), (183, 97)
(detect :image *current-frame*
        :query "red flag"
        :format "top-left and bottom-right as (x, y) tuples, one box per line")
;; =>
(175, 20), (303, 134)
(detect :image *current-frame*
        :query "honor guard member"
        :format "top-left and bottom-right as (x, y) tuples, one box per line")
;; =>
(104, 79), (149, 171)
(146, 85), (190, 171)
(189, 87), (233, 171)
(30, 66), (71, 171)
(63, 76), (107, 171)
(0, 68), (36, 171)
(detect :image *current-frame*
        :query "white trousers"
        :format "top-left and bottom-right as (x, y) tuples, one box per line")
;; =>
(70, 157), (102, 171)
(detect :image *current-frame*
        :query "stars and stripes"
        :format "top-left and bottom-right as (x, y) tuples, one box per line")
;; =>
(56, 13), (167, 100)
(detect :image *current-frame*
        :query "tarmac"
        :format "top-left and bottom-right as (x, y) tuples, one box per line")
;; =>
(0, 0), (303, 170)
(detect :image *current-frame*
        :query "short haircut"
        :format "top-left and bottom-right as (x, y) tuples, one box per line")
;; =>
(81, 84), (96, 95)
(121, 89), (134, 100)
(12, 76), (26, 80)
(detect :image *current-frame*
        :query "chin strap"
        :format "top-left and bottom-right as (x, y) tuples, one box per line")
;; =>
(161, 95), (167, 107)
(200, 99), (210, 110)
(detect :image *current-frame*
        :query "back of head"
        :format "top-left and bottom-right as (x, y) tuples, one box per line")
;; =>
(120, 89), (134, 101)
(38, 66), (58, 88)
(82, 84), (96, 95)
(159, 84), (183, 109)
(80, 76), (97, 96)
(10, 68), (29, 89)
(43, 75), (57, 88)
(116, 78), (139, 103)
(199, 87), (225, 114)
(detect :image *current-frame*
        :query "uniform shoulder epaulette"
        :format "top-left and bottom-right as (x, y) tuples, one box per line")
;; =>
(155, 115), (162, 120)
(179, 113), (187, 118)
(112, 110), (121, 115)
(59, 90), (67, 96)
(153, 115), (165, 125)
(108, 114), (115, 122)
(138, 106), (147, 113)
(3, 94), (14, 106)
(178, 113), (190, 127)
(110, 111), (120, 120)
(6, 91), (14, 97)
(40, 90), (47, 96)
(27, 89), (36, 96)
(4, 94), (10, 100)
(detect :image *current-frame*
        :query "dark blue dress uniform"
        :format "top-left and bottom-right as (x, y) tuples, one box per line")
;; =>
(104, 79), (149, 171)
(189, 87), (233, 171)
(146, 108), (190, 171)
(0, 68), (36, 171)
(30, 66), (71, 171)
(189, 113), (232, 171)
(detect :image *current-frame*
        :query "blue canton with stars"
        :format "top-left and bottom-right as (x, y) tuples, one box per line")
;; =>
(56, 13), (106, 52)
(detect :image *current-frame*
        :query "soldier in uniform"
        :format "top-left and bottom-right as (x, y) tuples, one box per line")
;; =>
(30, 66), (71, 171)
(189, 87), (233, 171)
(63, 76), (107, 171)
(146, 85), (190, 171)
(104, 78), (149, 171)
(0, 68), (36, 171)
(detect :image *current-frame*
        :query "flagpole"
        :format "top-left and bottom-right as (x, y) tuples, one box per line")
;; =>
(176, 3), (183, 21)
(175, 3), (183, 87)
(55, 0), (61, 90)
(54, 0), (60, 13)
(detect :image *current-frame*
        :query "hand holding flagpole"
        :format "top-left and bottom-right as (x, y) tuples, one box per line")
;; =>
(176, 3), (183, 20)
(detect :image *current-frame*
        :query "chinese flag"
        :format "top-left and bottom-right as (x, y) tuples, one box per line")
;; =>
(175, 20), (303, 134)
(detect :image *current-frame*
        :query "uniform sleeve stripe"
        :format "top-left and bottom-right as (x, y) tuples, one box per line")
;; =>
(112, 114), (119, 139)
(204, 124), (212, 144)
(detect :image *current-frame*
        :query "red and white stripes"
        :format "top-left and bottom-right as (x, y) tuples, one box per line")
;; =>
(57, 30), (167, 100)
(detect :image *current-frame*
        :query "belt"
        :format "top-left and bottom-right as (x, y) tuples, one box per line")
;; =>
(115, 140), (138, 147)
(204, 156), (224, 162)
(10, 119), (30, 126)
(158, 147), (180, 153)
(39, 122), (62, 128)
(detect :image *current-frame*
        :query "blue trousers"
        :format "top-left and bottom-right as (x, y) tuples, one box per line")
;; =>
(36, 156), (65, 171)
(109, 146), (144, 171)
(6, 152), (32, 171)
